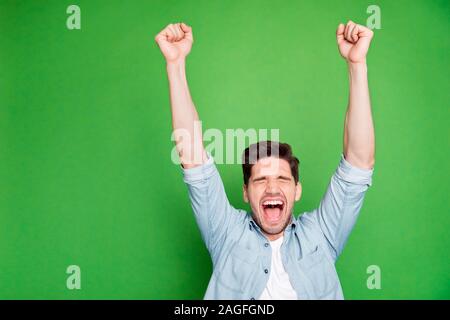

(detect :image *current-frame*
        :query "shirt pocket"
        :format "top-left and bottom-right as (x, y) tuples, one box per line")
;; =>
(216, 244), (259, 293)
(297, 245), (338, 299)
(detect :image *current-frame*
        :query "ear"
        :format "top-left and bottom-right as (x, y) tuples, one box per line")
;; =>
(243, 184), (249, 203)
(294, 181), (302, 201)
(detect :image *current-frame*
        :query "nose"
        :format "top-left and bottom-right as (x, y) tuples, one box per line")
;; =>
(265, 179), (279, 193)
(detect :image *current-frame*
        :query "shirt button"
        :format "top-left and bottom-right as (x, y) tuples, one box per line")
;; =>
(264, 243), (269, 247)
(264, 269), (269, 274)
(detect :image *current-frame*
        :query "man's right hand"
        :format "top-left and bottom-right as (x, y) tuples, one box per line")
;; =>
(155, 22), (194, 63)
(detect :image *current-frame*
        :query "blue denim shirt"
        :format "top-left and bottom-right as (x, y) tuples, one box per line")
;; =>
(182, 153), (374, 300)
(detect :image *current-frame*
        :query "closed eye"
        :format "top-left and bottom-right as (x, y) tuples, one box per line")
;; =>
(252, 176), (292, 183)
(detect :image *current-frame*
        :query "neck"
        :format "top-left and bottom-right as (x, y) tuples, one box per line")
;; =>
(265, 232), (284, 241)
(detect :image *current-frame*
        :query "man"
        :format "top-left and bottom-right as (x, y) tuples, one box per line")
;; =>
(155, 20), (375, 300)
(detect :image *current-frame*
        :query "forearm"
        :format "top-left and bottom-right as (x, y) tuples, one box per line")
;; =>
(166, 60), (206, 168)
(343, 62), (375, 169)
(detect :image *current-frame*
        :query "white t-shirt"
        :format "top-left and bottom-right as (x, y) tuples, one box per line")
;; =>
(259, 236), (298, 300)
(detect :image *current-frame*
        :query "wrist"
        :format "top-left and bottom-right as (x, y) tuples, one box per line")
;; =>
(166, 59), (186, 70)
(166, 59), (186, 79)
(347, 61), (368, 80)
(347, 60), (367, 72)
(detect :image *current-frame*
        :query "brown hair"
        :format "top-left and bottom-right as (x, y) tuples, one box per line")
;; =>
(242, 141), (300, 185)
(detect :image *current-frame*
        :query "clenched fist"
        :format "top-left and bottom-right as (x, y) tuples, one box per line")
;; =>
(155, 22), (194, 63)
(336, 21), (374, 64)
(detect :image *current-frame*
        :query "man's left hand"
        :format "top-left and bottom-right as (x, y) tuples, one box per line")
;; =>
(336, 21), (374, 64)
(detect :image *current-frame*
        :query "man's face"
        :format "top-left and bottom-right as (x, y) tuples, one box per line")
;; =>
(243, 157), (302, 240)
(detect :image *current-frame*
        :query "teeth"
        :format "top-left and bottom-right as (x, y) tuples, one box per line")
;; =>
(263, 200), (283, 206)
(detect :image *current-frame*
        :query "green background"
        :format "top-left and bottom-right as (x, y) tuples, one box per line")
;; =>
(0, 0), (449, 299)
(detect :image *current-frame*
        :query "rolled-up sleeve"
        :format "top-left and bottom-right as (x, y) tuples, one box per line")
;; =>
(301, 153), (374, 261)
(182, 154), (246, 254)
(336, 154), (373, 187)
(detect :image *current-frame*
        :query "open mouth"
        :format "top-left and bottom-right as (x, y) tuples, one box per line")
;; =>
(261, 199), (285, 223)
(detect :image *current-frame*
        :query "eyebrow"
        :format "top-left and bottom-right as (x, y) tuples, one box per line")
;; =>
(252, 175), (292, 182)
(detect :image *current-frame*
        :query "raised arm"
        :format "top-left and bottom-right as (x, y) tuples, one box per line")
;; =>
(154, 23), (245, 254)
(337, 21), (375, 169)
(300, 21), (376, 261)
(155, 22), (207, 168)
